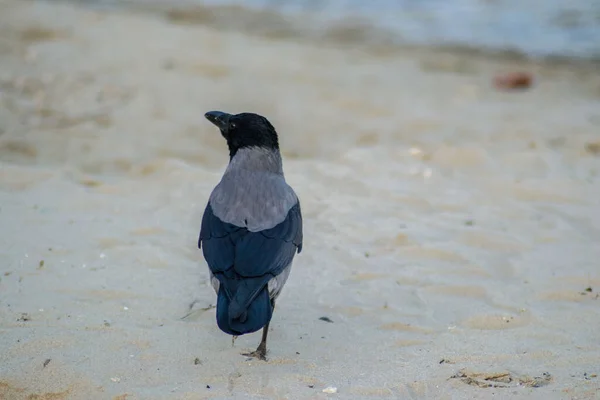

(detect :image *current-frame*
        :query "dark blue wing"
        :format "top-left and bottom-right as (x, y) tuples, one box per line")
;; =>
(198, 201), (303, 335)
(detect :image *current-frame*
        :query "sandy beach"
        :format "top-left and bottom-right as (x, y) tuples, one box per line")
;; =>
(1, 0), (600, 399)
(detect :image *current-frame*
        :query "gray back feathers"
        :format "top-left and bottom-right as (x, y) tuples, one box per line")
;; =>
(209, 147), (298, 232)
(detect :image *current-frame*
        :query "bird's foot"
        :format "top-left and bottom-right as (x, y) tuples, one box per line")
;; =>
(241, 343), (267, 361)
(231, 335), (238, 347)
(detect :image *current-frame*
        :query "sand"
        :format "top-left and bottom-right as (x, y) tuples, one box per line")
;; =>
(1, 1), (600, 399)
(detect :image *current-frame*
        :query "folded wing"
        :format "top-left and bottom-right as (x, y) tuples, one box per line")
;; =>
(199, 201), (303, 335)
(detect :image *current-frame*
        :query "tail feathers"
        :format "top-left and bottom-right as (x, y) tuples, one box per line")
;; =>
(228, 275), (271, 319)
(215, 277), (273, 336)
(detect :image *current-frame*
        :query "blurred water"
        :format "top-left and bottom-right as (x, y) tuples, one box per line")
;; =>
(73, 0), (600, 61)
(223, 0), (600, 59)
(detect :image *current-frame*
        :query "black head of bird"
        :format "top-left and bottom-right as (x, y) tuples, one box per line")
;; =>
(204, 111), (279, 159)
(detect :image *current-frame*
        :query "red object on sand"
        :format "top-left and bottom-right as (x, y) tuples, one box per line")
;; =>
(494, 72), (533, 90)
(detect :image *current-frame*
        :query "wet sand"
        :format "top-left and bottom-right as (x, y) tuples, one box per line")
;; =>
(1, 0), (600, 399)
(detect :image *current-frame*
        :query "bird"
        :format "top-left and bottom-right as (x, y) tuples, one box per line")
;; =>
(198, 111), (303, 360)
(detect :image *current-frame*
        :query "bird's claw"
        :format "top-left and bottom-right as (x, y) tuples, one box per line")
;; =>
(241, 346), (267, 361)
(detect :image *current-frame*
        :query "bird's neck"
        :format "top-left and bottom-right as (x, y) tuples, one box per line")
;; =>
(226, 146), (284, 175)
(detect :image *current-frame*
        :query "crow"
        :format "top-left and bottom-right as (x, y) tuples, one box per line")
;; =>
(198, 111), (303, 360)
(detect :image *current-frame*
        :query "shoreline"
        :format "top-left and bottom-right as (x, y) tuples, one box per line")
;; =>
(55, 0), (600, 68)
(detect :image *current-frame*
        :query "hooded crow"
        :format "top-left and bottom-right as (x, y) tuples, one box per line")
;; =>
(198, 111), (303, 360)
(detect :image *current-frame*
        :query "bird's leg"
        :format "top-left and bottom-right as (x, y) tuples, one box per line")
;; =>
(242, 322), (269, 361)
(231, 335), (238, 347)
(241, 300), (275, 361)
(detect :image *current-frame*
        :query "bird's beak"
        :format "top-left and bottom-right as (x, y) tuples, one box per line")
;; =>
(204, 111), (231, 131)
